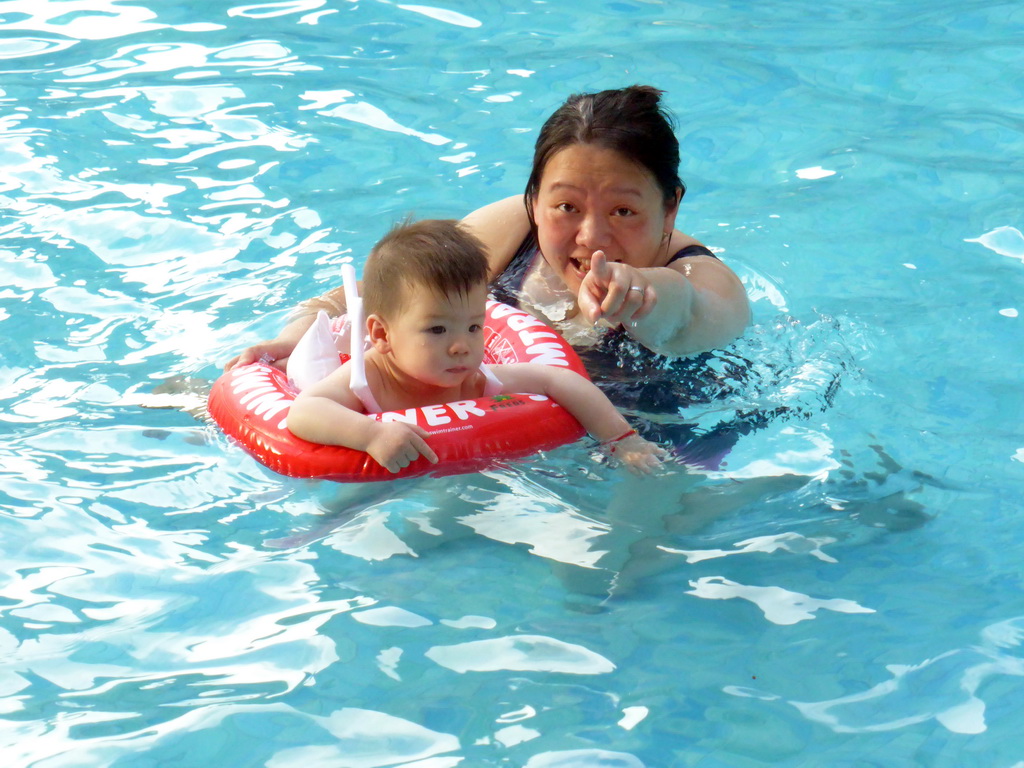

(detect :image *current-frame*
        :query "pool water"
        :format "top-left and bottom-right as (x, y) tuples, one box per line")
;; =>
(3, 0), (1024, 765)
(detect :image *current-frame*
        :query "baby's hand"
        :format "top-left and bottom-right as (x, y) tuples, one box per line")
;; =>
(366, 422), (439, 474)
(609, 432), (666, 475)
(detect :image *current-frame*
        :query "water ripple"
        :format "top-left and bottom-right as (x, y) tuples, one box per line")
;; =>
(0, 35), (78, 60)
(2, 0), (1023, 765)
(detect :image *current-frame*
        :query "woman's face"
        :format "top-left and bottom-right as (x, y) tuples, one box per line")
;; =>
(532, 143), (679, 295)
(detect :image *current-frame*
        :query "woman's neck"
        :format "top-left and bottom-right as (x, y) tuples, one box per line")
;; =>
(521, 258), (608, 347)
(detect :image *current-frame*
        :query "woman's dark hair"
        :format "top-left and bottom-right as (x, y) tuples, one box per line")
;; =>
(524, 85), (684, 225)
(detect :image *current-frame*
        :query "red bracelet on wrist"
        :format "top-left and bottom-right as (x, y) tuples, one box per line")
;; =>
(604, 428), (637, 450)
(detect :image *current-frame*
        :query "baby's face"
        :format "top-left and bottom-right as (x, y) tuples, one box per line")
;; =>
(385, 281), (488, 388)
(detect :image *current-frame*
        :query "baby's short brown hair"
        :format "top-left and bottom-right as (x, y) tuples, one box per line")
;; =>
(362, 219), (489, 319)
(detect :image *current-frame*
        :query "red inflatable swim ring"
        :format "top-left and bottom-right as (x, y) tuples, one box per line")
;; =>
(208, 300), (589, 482)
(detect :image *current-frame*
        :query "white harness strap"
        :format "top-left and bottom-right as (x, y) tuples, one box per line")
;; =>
(480, 363), (503, 396)
(341, 264), (383, 414)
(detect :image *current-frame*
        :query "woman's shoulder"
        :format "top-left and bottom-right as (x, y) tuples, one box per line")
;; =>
(664, 232), (739, 287)
(462, 195), (532, 278)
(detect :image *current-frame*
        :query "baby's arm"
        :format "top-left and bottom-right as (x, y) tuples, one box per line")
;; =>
(288, 365), (439, 474)
(492, 364), (664, 473)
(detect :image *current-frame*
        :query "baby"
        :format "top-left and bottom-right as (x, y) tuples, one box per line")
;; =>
(287, 219), (664, 474)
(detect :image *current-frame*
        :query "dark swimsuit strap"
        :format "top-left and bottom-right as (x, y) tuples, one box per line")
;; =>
(488, 232), (539, 308)
(667, 243), (717, 264)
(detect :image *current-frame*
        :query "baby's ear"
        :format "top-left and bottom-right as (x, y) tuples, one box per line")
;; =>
(366, 314), (391, 352)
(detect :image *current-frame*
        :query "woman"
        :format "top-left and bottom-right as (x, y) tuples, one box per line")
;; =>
(228, 85), (749, 375)
(468, 84), (748, 359)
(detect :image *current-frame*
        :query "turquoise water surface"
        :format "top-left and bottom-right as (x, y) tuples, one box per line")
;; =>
(3, 1), (1024, 766)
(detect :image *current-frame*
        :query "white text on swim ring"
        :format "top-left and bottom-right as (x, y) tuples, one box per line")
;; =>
(488, 302), (570, 367)
(231, 366), (292, 428)
(378, 400), (487, 427)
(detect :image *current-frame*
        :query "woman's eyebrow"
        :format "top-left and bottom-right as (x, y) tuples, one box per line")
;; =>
(546, 180), (645, 199)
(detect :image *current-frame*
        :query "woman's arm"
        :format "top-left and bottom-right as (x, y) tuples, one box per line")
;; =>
(636, 255), (749, 356)
(461, 195), (532, 281)
(578, 250), (750, 358)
